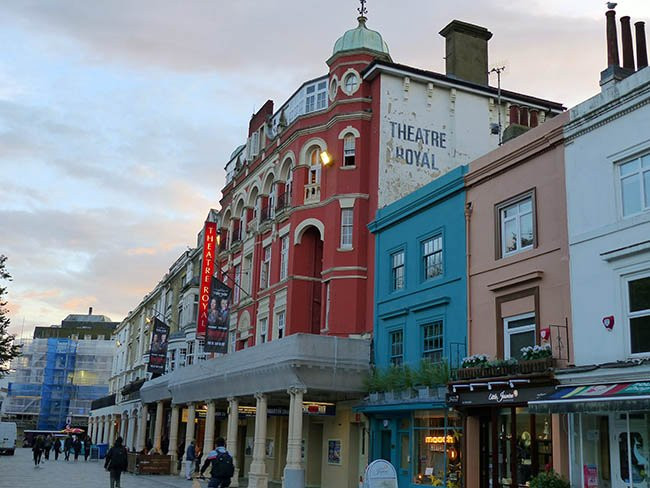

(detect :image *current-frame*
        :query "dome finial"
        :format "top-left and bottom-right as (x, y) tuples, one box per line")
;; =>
(357, 0), (368, 20)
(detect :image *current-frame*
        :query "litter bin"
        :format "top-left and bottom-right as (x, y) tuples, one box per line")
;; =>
(97, 443), (109, 459)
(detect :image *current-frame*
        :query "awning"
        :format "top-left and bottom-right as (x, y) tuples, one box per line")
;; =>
(529, 382), (650, 413)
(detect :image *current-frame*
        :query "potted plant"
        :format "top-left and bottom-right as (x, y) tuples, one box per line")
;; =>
(485, 358), (518, 377)
(397, 365), (415, 399)
(529, 469), (570, 488)
(458, 354), (489, 379)
(414, 359), (450, 398)
(363, 367), (384, 402)
(383, 364), (401, 401)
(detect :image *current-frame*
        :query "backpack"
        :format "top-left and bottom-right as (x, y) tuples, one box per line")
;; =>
(211, 451), (235, 479)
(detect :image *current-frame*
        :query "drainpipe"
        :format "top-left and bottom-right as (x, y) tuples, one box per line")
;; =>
(465, 202), (473, 357)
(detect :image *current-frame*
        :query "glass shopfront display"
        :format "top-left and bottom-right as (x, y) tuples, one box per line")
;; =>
(570, 412), (650, 488)
(413, 410), (463, 487)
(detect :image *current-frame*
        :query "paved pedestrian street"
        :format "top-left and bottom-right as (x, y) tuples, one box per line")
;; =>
(0, 448), (210, 488)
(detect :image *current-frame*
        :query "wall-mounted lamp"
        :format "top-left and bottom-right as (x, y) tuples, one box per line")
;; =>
(116, 340), (122, 347)
(320, 150), (333, 166)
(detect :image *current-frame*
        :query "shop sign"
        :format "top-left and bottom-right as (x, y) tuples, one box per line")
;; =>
(197, 221), (217, 337)
(363, 459), (398, 488)
(447, 385), (555, 406)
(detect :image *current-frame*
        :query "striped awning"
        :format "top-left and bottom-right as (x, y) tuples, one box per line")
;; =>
(529, 382), (650, 413)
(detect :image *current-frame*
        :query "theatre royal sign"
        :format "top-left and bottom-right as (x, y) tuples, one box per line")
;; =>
(378, 73), (499, 207)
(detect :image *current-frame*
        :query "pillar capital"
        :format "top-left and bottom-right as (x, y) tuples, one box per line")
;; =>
(254, 392), (267, 401)
(287, 386), (307, 396)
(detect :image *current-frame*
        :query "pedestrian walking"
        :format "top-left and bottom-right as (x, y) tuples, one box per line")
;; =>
(73, 435), (82, 461)
(32, 435), (44, 467)
(104, 436), (128, 488)
(64, 435), (72, 461)
(43, 433), (53, 461)
(199, 437), (235, 488)
(53, 437), (62, 461)
(195, 445), (202, 475)
(185, 439), (196, 480)
(84, 435), (92, 461)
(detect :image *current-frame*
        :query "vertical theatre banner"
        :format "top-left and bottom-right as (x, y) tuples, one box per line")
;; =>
(147, 318), (169, 375)
(197, 221), (217, 337)
(204, 278), (232, 353)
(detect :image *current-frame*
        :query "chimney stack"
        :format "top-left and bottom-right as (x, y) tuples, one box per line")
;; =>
(620, 16), (635, 70)
(601, 7), (634, 87)
(439, 20), (493, 86)
(88, 306), (93, 315)
(636, 21), (648, 69)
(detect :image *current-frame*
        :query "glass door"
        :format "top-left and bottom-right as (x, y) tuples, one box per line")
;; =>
(611, 413), (650, 488)
(397, 417), (411, 487)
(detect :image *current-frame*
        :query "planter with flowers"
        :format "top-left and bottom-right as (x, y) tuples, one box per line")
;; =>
(519, 344), (553, 373)
(457, 354), (490, 379)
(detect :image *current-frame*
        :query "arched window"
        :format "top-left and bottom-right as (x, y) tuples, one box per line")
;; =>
(308, 147), (321, 185)
(343, 134), (356, 166)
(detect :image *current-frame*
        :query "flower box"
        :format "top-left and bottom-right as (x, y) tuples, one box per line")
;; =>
(400, 388), (416, 400)
(416, 386), (447, 400)
(384, 391), (397, 402)
(368, 392), (383, 403)
(519, 357), (554, 374)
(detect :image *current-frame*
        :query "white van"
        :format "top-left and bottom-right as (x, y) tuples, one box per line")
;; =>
(0, 421), (17, 455)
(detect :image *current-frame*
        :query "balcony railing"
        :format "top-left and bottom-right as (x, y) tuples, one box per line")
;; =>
(275, 191), (291, 212)
(455, 357), (554, 380)
(260, 204), (272, 224)
(231, 227), (242, 244)
(304, 184), (320, 204)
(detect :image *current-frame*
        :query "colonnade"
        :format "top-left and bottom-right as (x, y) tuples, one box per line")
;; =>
(88, 407), (139, 452)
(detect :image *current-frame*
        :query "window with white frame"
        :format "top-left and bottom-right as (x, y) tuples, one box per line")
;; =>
(308, 147), (321, 185)
(389, 329), (404, 365)
(197, 339), (206, 361)
(423, 235), (443, 280)
(229, 331), (237, 353)
(619, 153), (650, 217)
(260, 245), (271, 289)
(193, 294), (199, 322)
(391, 250), (405, 291)
(280, 236), (289, 280)
(276, 311), (286, 339)
(233, 265), (241, 303)
(258, 317), (268, 344)
(316, 81), (327, 110)
(627, 275), (650, 354)
(187, 341), (194, 365)
(243, 254), (253, 294)
(179, 347), (187, 368)
(340, 208), (353, 249)
(306, 82), (328, 113)
(499, 194), (534, 257)
(343, 134), (356, 166)
(344, 72), (359, 94)
(169, 349), (176, 371)
(423, 321), (443, 362)
(504, 313), (536, 360)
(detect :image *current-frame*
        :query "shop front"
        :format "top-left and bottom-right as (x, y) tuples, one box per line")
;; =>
(529, 381), (650, 488)
(448, 379), (558, 488)
(362, 400), (463, 488)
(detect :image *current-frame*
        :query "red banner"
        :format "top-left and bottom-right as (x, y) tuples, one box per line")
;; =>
(197, 221), (217, 337)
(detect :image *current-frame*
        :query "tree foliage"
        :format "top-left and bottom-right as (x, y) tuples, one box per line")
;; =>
(0, 254), (21, 376)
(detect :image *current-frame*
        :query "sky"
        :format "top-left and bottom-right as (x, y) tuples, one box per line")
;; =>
(1, 0), (648, 338)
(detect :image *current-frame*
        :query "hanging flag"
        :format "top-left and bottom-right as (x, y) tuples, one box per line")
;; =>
(204, 278), (232, 353)
(197, 221), (218, 337)
(147, 318), (170, 375)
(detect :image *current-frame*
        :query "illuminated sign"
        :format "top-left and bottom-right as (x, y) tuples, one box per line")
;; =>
(197, 221), (217, 337)
(424, 435), (455, 444)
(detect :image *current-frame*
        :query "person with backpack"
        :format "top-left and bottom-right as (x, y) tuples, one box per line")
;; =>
(199, 437), (235, 488)
(104, 436), (128, 488)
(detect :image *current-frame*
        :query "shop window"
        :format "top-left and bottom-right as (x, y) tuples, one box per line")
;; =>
(423, 321), (443, 362)
(627, 275), (650, 354)
(619, 153), (650, 217)
(343, 134), (356, 166)
(391, 250), (405, 291)
(504, 313), (536, 360)
(413, 411), (462, 486)
(389, 330), (404, 365)
(497, 191), (536, 258)
(423, 235), (443, 280)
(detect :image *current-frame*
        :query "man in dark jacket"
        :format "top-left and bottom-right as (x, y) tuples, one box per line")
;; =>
(63, 435), (73, 461)
(53, 437), (62, 461)
(73, 436), (82, 461)
(43, 434), (52, 461)
(200, 437), (234, 488)
(185, 439), (196, 480)
(84, 435), (92, 461)
(104, 436), (128, 488)
(32, 435), (44, 467)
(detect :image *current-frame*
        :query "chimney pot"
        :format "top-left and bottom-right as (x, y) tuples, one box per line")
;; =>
(88, 307), (93, 315)
(509, 105), (520, 125)
(636, 21), (648, 69)
(620, 16), (635, 70)
(606, 10), (620, 67)
(529, 109), (539, 128)
(439, 20), (493, 86)
(519, 107), (529, 127)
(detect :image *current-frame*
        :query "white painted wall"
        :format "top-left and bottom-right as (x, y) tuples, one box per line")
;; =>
(564, 68), (650, 366)
(378, 73), (506, 207)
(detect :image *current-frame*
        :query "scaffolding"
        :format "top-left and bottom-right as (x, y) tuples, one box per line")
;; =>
(2, 338), (113, 430)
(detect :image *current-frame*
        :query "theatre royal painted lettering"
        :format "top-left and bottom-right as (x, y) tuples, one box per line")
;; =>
(389, 121), (446, 170)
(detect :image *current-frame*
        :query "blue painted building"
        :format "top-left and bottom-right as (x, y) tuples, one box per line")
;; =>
(364, 166), (468, 488)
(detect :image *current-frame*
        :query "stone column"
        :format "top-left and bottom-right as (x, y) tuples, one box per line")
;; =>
(108, 414), (116, 447)
(120, 413), (127, 440)
(88, 418), (94, 444)
(153, 400), (164, 453)
(284, 388), (306, 488)
(185, 403), (196, 454)
(203, 400), (216, 455)
(137, 403), (148, 452)
(227, 397), (240, 487)
(94, 418), (100, 444)
(127, 411), (136, 451)
(248, 393), (268, 488)
(169, 404), (180, 473)
(101, 416), (108, 444)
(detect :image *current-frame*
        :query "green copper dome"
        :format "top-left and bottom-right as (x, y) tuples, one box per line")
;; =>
(332, 16), (390, 57)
